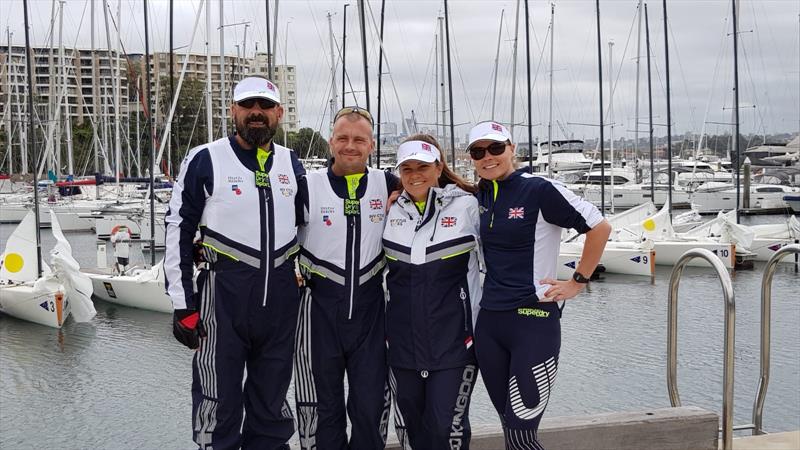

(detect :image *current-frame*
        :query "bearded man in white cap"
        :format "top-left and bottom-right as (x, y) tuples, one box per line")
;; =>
(164, 76), (305, 450)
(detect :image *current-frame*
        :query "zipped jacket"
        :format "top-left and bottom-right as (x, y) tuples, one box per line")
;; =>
(164, 137), (304, 310)
(297, 167), (392, 318)
(382, 184), (482, 371)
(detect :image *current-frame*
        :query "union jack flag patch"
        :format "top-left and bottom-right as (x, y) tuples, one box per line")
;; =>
(278, 174), (290, 184)
(508, 207), (525, 219)
(369, 199), (383, 210)
(491, 122), (503, 132)
(441, 216), (457, 227)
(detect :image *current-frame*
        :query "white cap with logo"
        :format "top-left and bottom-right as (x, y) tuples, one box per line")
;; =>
(233, 76), (281, 104)
(395, 140), (441, 168)
(466, 121), (513, 151)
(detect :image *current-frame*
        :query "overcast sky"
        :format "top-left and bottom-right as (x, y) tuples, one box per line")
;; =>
(3, 0), (799, 144)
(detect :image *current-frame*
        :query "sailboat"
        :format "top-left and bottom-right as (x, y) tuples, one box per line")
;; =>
(83, 260), (172, 313)
(0, 210), (95, 328)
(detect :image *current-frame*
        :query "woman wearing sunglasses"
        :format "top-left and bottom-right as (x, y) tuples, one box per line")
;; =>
(382, 134), (482, 449)
(467, 121), (611, 450)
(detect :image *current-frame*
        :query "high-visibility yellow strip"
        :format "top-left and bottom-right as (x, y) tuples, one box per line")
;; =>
(385, 255), (398, 261)
(441, 248), (472, 260)
(202, 242), (240, 261)
(299, 262), (328, 279)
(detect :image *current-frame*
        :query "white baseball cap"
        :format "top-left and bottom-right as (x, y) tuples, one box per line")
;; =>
(233, 76), (281, 104)
(395, 140), (441, 168)
(466, 121), (513, 151)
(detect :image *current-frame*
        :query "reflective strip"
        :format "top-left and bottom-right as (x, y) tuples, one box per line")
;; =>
(298, 255), (346, 285)
(358, 257), (386, 285)
(425, 241), (476, 263)
(274, 243), (300, 268)
(202, 236), (261, 269)
(383, 247), (411, 263)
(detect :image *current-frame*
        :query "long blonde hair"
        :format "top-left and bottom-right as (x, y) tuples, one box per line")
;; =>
(401, 133), (477, 194)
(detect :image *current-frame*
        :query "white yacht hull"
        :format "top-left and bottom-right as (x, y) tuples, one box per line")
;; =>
(85, 269), (172, 313)
(558, 242), (655, 277)
(0, 283), (70, 328)
(652, 241), (736, 268)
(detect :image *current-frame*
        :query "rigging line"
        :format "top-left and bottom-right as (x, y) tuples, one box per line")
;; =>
(698, 16), (730, 152)
(389, 1), (423, 102)
(364, 0), (408, 130)
(740, 34), (768, 138)
(749, 0), (778, 134)
(604, 2), (638, 126)
(666, 15), (699, 137)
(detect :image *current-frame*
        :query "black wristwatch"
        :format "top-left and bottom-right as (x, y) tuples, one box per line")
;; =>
(572, 271), (591, 284)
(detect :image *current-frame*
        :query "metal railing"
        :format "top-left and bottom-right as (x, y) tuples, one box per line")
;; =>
(667, 248), (736, 450)
(751, 244), (800, 435)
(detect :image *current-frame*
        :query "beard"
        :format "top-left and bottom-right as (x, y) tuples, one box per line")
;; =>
(235, 113), (278, 148)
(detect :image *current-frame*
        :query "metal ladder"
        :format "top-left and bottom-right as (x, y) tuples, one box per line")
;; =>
(667, 248), (735, 450)
(666, 244), (800, 450)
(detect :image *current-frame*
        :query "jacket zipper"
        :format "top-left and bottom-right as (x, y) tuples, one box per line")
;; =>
(347, 215), (356, 319)
(262, 187), (271, 307)
(460, 287), (469, 331)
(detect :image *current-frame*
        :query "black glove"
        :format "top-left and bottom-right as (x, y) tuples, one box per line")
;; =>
(172, 309), (206, 350)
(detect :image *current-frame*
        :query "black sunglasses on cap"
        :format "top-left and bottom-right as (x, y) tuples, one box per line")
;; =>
(236, 98), (278, 110)
(334, 106), (374, 126)
(469, 141), (508, 160)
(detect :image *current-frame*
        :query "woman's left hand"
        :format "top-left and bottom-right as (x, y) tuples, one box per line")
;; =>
(539, 278), (586, 302)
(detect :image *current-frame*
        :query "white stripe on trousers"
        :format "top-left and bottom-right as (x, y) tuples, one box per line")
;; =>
(294, 288), (318, 449)
(194, 265), (219, 449)
(387, 368), (411, 450)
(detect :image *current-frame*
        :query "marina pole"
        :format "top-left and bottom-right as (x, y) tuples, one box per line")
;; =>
(144, 0), (156, 266)
(663, 0), (673, 220)
(23, 0), (43, 277)
(444, 0), (456, 165)
(732, 0), (741, 223)
(524, 0), (532, 169)
(376, 0), (386, 169)
(341, 3), (348, 106)
(645, 3), (654, 202)
(265, 0), (272, 79)
(595, 0), (605, 216)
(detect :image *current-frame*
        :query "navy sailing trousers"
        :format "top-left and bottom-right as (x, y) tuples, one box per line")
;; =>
(390, 365), (477, 450)
(191, 262), (299, 450)
(474, 301), (561, 450)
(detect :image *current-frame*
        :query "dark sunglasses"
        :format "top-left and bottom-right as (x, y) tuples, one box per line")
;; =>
(334, 106), (374, 126)
(469, 142), (508, 160)
(236, 98), (278, 110)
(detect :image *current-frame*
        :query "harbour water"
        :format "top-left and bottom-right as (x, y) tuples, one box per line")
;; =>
(1, 219), (799, 449)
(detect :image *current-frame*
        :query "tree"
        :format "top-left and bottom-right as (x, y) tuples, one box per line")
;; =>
(274, 127), (329, 159)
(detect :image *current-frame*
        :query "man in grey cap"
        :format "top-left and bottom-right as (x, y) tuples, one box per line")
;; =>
(165, 76), (305, 449)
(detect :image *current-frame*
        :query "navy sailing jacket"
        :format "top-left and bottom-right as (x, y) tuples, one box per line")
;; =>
(383, 184), (483, 371)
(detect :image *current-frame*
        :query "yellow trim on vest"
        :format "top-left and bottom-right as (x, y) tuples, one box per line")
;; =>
(440, 248), (472, 260)
(201, 242), (239, 261)
(256, 147), (272, 171)
(344, 173), (365, 200)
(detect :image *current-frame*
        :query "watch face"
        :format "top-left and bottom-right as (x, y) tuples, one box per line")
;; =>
(573, 272), (590, 283)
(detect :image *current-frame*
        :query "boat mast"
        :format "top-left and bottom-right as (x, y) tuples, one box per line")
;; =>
(168, 0), (174, 177)
(327, 12), (337, 134)
(732, 0), (741, 223)
(341, 3), (348, 106)
(438, 16), (446, 148)
(5, 28), (13, 175)
(219, 0), (227, 137)
(114, 0), (122, 176)
(91, 0), (100, 174)
(595, 0), (605, 215)
(144, 0), (156, 266)
(48, 0), (57, 176)
(102, 0), (119, 184)
(547, 3), (554, 177)
(444, 0), (455, 164)
(23, 0), (43, 277)
(608, 40), (615, 214)
(645, 3), (654, 202)
(205, 0), (213, 142)
(634, 0), (642, 183)
(662, 0), (673, 220)
(265, 0), (272, 79)
(60, 0), (73, 176)
(376, 0), (386, 169)
(510, 0), (520, 138)
(524, 0), (532, 169)
(491, 9), (504, 121)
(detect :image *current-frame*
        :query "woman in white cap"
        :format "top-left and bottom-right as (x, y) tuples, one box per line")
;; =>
(382, 134), (482, 449)
(466, 121), (611, 449)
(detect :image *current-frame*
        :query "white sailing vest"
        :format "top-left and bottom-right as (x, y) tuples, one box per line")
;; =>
(200, 138), (299, 268)
(298, 168), (388, 284)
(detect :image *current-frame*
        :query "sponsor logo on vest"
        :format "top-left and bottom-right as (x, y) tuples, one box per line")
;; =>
(441, 216), (457, 227)
(320, 206), (335, 215)
(370, 199), (383, 210)
(278, 174), (290, 184)
(369, 213), (384, 223)
(508, 207), (525, 219)
(280, 187), (294, 197)
(322, 215), (332, 226)
(231, 184), (242, 195)
(227, 176), (244, 183)
(517, 307), (550, 318)
(449, 365), (476, 449)
(389, 218), (406, 227)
